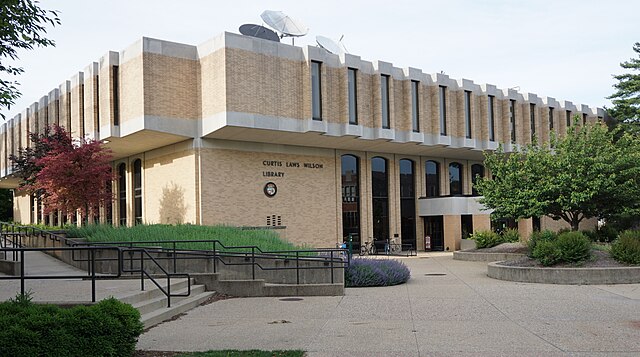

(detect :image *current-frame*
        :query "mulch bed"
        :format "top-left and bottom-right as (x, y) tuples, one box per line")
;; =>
(469, 242), (529, 254)
(469, 242), (636, 268)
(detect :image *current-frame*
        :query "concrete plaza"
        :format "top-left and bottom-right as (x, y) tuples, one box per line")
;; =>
(137, 253), (640, 356)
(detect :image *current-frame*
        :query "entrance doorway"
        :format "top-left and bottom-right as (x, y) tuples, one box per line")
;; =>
(423, 216), (444, 251)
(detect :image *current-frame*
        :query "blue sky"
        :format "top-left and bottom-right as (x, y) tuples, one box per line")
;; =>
(3, 0), (639, 118)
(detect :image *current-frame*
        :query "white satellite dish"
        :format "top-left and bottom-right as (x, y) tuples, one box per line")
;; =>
(316, 35), (347, 55)
(260, 10), (309, 44)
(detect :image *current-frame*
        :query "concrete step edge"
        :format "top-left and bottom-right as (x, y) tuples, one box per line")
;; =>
(116, 278), (190, 304)
(141, 291), (215, 329)
(132, 285), (206, 315)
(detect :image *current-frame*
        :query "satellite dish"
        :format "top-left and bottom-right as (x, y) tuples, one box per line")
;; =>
(239, 24), (280, 42)
(316, 35), (347, 55)
(260, 10), (308, 44)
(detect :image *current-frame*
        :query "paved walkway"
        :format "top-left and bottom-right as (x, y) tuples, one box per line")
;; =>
(0, 249), (150, 302)
(138, 253), (640, 356)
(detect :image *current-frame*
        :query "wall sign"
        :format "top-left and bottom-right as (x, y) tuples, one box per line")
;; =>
(264, 182), (277, 197)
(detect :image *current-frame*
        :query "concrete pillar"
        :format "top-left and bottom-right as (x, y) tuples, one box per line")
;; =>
(518, 218), (533, 241)
(473, 214), (491, 232)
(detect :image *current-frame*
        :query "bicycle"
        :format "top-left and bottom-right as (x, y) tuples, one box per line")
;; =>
(359, 240), (376, 256)
(388, 238), (402, 254)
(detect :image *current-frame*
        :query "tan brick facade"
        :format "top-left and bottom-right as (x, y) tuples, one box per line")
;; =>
(2, 32), (603, 249)
(199, 144), (338, 248)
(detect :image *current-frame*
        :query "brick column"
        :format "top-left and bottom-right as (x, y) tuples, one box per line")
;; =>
(444, 214), (461, 251)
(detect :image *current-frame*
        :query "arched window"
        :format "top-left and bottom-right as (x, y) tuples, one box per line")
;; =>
(371, 157), (389, 242)
(425, 160), (440, 197)
(449, 162), (463, 195)
(399, 159), (416, 249)
(118, 163), (127, 226)
(341, 155), (360, 243)
(471, 164), (485, 196)
(133, 159), (142, 225)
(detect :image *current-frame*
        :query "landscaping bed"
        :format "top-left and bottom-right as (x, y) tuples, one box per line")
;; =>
(453, 242), (528, 262)
(499, 250), (634, 268)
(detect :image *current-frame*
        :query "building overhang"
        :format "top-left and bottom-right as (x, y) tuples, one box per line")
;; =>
(202, 112), (489, 160)
(418, 196), (493, 216)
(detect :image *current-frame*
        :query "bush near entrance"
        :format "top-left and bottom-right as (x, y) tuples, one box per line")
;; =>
(469, 229), (520, 249)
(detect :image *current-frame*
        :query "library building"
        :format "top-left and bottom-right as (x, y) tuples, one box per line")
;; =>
(0, 30), (602, 251)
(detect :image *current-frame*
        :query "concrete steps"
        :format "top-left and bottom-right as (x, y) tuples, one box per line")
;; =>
(116, 278), (214, 329)
(191, 273), (344, 297)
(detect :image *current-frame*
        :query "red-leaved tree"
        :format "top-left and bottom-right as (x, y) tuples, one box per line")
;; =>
(24, 125), (113, 222)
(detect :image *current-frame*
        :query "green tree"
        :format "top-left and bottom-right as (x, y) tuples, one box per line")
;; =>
(476, 119), (640, 231)
(0, 0), (60, 119)
(607, 42), (640, 126)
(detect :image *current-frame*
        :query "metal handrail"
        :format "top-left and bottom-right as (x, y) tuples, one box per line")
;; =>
(1, 223), (350, 289)
(119, 247), (191, 308)
(73, 239), (349, 284)
(0, 246), (122, 302)
(0, 225), (190, 307)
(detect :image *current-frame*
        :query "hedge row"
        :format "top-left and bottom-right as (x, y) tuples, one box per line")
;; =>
(0, 295), (143, 357)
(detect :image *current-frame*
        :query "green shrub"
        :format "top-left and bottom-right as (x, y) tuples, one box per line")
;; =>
(532, 240), (562, 266)
(501, 228), (520, 243)
(582, 230), (598, 242)
(0, 295), (143, 357)
(555, 231), (591, 263)
(595, 225), (619, 243)
(527, 230), (557, 257)
(469, 230), (503, 249)
(610, 230), (640, 265)
(583, 226), (618, 243)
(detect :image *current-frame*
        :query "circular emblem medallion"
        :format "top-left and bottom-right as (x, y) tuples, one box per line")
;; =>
(264, 182), (277, 197)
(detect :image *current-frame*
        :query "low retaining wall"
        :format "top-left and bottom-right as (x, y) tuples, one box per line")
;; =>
(0, 259), (20, 275)
(18, 234), (345, 285)
(453, 251), (526, 262)
(487, 261), (640, 284)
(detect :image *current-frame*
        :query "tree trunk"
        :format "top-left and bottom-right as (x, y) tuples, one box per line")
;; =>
(571, 220), (580, 231)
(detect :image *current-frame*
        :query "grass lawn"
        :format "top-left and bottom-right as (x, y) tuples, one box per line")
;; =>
(65, 224), (309, 253)
(176, 350), (304, 357)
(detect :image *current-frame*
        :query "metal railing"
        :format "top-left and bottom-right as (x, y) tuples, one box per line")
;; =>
(73, 239), (350, 285)
(0, 224), (191, 307)
(0, 246), (122, 302)
(119, 247), (191, 308)
(0, 223), (352, 304)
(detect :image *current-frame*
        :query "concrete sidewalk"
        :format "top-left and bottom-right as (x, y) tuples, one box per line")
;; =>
(0, 249), (153, 303)
(138, 253), (640, 356)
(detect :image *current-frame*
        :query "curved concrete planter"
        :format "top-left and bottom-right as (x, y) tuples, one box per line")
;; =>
(453, 251), (526, 262)
(487, 261), (640, 284)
